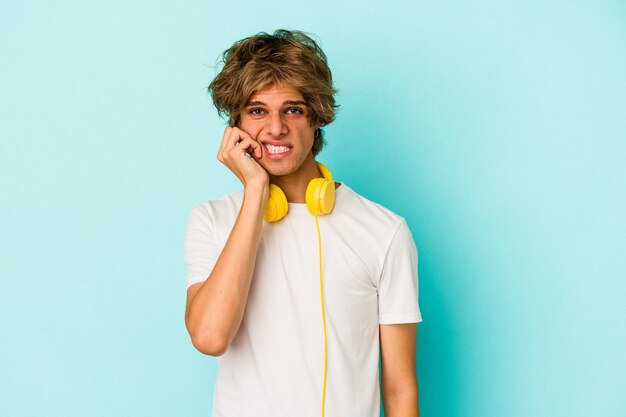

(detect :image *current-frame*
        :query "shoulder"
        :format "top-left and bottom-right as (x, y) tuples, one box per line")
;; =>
(190, 189), (244, 215)
(333, 184), (411, 252)
(336, 184), (407, 228)
(187, 189), (244, 227)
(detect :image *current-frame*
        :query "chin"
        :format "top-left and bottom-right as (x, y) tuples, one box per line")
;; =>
(265, 166), (296, 178)
(262, 160), (300, 177)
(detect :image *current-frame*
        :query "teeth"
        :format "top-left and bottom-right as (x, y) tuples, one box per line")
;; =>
(266, 144), (290, 154)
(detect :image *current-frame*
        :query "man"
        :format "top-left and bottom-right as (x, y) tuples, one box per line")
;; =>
(183, 29), (422, 417)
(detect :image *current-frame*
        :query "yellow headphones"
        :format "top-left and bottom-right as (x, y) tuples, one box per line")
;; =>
(263, 162), (336, 222)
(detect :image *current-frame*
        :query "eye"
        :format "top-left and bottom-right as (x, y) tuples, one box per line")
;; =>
(285, 107), (304, 115)
(248, 108), (265, 116)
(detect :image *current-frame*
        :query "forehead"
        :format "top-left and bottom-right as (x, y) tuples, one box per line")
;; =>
(247, 83), (305, 104)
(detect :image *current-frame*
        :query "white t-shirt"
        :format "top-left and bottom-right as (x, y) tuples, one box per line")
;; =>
(184, 184), (422, 417)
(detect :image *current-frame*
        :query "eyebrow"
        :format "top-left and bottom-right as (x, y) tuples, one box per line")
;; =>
(245, 100), (308, 107)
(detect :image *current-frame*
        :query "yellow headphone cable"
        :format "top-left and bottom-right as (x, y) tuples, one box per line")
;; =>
(314, 213), (328, 417)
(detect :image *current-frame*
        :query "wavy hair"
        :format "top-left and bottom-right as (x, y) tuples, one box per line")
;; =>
(208, 29), (338, 155)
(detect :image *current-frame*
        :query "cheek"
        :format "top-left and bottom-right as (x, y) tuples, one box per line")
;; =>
(239, 120), (263, 138)
(290, 123), (315, 141)
(301, 128), (316, 146)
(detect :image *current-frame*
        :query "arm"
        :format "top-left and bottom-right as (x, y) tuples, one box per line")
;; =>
(380, 323), (419, 417)
(185, 127), (268, 356)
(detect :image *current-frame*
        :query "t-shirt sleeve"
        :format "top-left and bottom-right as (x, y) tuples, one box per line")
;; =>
(377, 220), (423, 324)
(183, 206), (221, 289)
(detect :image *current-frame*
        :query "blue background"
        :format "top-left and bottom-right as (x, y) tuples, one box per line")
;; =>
(1, 1), (625, 416)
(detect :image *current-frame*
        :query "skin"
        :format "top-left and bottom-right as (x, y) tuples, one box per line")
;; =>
(184, 83), (419, 415)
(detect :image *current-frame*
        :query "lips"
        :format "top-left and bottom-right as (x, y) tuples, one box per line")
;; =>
(265, 144), (290, 154)
(262, 142), (292, 159)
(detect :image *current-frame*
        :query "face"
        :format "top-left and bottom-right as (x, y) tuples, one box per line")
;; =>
(239, 83), (317, 178)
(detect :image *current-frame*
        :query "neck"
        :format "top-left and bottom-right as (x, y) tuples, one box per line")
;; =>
(270, 155), (321, 203)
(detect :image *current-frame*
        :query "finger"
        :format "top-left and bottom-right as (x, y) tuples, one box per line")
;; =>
(231, 128), (262, 159)
(231, 127), (255, 147)
(220, 127), (248, 164)
(240, 136), (262, 159)
(218, 126), (235, 156)
(230, 137), (260, 158)
(218, 126), (233, 152)
(253, 140), (263, 159)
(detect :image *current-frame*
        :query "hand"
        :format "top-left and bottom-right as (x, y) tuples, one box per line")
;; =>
(217, 127), (269, 189)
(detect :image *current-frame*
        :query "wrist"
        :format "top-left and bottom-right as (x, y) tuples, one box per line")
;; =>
(244, 180), (269, 201)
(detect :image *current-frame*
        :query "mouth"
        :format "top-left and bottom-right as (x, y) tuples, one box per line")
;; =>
(263, 143), (292, 159)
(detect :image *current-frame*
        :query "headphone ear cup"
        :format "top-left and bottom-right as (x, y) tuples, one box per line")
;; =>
(264, 184), (288, 222)
(306, 178), (335, 216)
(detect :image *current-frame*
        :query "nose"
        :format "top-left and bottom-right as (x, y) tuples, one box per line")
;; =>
(267, 112), (287, 138)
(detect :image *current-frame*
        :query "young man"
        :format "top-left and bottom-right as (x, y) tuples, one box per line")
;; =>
(183, 30), (422, 417)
